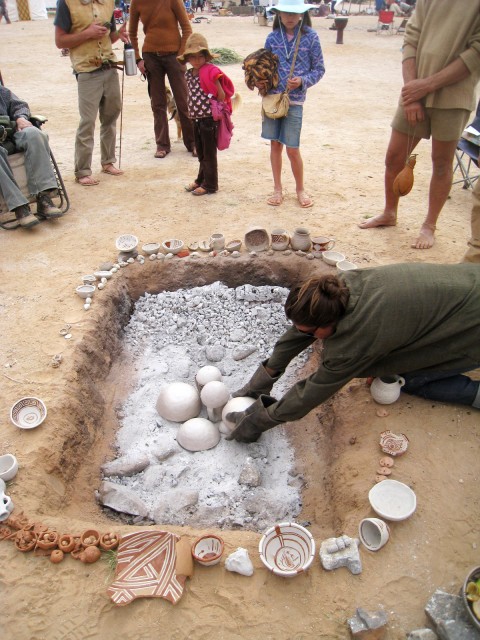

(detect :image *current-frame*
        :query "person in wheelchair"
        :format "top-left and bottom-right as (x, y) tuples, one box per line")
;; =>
(0, 85), (64, 229)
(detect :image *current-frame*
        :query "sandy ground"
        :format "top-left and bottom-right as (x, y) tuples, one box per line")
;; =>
(0, 12), (479, 640)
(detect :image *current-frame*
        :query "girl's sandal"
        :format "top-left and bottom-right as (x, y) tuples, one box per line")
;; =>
(297, 191), (313, 208)
(267, 191), (283, 206)
(184, 183), (199, 192)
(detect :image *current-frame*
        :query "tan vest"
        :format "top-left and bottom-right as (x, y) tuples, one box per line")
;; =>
(66, 0), (116, 73)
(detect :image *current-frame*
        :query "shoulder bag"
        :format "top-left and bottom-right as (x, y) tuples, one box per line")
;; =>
(262, 32), (301, 120)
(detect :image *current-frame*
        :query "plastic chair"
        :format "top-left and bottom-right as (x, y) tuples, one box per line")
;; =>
(452, 106), (480, 190)
(376, 10), (395, 34)
(0, 116), (70, 229)
(395, 17), (408, 34)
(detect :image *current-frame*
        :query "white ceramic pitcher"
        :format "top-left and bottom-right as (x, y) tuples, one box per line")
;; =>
(370, 375), (405, 405)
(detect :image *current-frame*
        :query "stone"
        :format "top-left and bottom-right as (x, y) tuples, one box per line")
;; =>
(99, 480), (149, 517)
(425, 590), (479, 640)
(102, 454), (150, 477)
(152, 489), (199, 524)
(347, 607), (388, 639)
(246, 442), (269, 459)
(406, 631), (438, 640)
(238, 458), (261, 487)
(225, 548), (254, 576)
(205, 345), (225, 362)
(150, 444), (177, 462)
(232, 345), (258, 361)
(142, 465), (166, 490)
(319, 535), (362, 575)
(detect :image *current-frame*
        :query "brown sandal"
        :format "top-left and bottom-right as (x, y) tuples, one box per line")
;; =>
(184, 183), (199, 192)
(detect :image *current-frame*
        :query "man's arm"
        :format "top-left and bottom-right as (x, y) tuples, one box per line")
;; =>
(401, 57), (471, 105)
(174, 0), (193, 55)
(55, 23), (109, 49)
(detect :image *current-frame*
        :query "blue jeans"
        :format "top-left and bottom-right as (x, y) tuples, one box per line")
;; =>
(0, 127), (57, 211)
(401, 367), (480, 408)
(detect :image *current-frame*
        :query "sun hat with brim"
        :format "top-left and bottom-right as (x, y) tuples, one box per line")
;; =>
(177, 33), (219, 64)
(270, 0), (316, 13)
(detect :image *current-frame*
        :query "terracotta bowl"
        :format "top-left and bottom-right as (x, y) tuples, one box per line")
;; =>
(10, 397), (47, 429)
(99, 532), (120, 551)
(15, 530), (37, 552)
(462, 566), (480, 631)
(58, 534), (76, 553)
(259, 522), (315, 578)
(36, 530), (59, 550)
(191, 534), (224, 566)
(81, 529), (100, 548)
(115, 234), (138, 252)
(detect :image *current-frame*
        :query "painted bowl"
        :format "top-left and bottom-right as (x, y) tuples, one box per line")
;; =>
(75, 284), (96, 299)
(322, 251), (346, 266)
(161, 239), (184, 255)
(259, 522), (315, 578)
(142, 242), (161, 256)
(368, 479), (416, 521)
(336, 259), (357, 272)
(462, 566), (480, 631)
(0, 454), (19, 482)
(191, 534), (224, 566)
(10, 397), (47, 429)
(115, 234), (138, 252)
(244, 227), (269, 252)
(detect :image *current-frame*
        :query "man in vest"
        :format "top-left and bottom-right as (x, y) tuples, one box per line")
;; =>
(54, 0), (129, 186)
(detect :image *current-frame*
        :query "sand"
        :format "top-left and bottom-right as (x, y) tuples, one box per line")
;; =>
(0, 12), (479, 640)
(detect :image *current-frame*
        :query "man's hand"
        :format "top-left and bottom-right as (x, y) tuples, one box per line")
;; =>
(137, 59), (146, 75)
(116, 22), (130, 44)
(401, 78), (431, 105)
(84, 22), (109, 40)
(16, 117), (32, 130)
(403, 100), (425, 126)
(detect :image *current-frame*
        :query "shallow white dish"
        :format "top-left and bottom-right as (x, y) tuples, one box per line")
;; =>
(115, 234), (138, 252)
(93, 270), (112, 280)
(75, 284), (96, 299)
(11, 397), (47, 429)
(322, 251), (346, 266)
(177, 418), (220, 452)
(259, 522), (315, 578)
(142, 242), (160, 256)
(368, 479), (417, 521)
(336, 259), (357, 272)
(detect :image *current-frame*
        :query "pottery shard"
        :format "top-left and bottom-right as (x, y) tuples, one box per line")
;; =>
(348, 607), (388, 639)
(102, 454), (150, 478)
(238, 458), (261, 487)
(232, 345), (258, 361)
(205, 345), (225, 362)
(99, 481), (149, 518)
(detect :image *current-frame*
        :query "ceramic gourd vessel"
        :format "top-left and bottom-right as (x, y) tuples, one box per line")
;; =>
(393, 154), (417, 197)
(290, 228), (312, 252)
(370, 376), (405, 405)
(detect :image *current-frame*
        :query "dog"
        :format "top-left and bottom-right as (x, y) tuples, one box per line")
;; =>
(166, 86), (182, 141)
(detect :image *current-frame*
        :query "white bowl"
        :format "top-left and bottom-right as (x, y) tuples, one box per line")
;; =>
(322, 251), (346, 266)
(0, 454), (19, 482)
(191, 534), (224, 566)
(161, 239), (184, 255)
(336, 259), (357, 272)
(200, 381), (230, 409)
(75, 284), (96, 299)
(142, 242), (160, 256)
(196, 365), (222, 389)
(259, 522), (315, 578)
(176, 418), (220, 452)
(115, 234), (138, 252)
(93, 270), (112, 280)
(10, 397), (47, 429)
(82, 274), (97, 285)
(368, 479), (417, 521)
(221, 396), (256, 433)
(156, 382), (201, 423)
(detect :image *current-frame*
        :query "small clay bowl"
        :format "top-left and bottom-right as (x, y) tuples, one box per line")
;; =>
(58, 534), (76, 553)
(142, 242), (161, 256)
(191, 534), (224, 566)
(161, 239), (184, 255)
(99, 532), (120, 551)
(226, 240), (242, 253)
(36, 530), (59, 550)
(75, 284), (96, 299)
(80, 529), (100, 548)
(15, 530), (37, 552)
(115, 234), (138, 252)
(81, 274), (97, 285)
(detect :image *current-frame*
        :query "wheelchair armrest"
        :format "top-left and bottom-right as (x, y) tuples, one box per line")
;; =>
(30, 114), (48, 128)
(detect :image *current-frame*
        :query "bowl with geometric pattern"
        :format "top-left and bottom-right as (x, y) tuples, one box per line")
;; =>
(10, 397), (47, 429)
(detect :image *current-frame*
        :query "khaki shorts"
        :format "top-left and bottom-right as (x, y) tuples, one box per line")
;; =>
(391, 105), (470, 142)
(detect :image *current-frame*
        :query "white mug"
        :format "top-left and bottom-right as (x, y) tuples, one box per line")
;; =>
(358, 517), (390, 551)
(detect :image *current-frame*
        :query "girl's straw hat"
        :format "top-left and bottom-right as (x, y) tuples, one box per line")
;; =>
(271, 0), (316, 13)
(177, 33), (218, 64)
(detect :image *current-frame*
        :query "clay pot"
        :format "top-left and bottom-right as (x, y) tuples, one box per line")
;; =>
(370, 376), (405, 405)
(50, 549), (64, 564)
(80, 545), (101, 564)
(15, 530), (37, 552)
(58, 534), (76, 553)
(36, 530), (59, 550)
(290, 227), (312, 251)
(393, 154), (417, 197)
(270, 229), (290, 251)
(80, 529), (100, 548)
(99, 532), (120, 551)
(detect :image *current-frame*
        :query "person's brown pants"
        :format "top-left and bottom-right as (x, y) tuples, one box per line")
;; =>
(143, 52), (195, 154)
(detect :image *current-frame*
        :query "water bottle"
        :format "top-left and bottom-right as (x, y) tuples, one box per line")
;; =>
(124, 43), (137, 76)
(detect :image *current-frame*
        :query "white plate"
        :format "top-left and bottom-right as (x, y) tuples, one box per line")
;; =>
(368, 479), (416, 521)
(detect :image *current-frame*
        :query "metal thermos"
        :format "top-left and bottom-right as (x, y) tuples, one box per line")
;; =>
(124, 43), (137, 76)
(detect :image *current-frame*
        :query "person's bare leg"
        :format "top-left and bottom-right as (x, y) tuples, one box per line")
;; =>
(359, 128), (420, 229)
(267, 140), (284, 205)
(412, 138), (458, 249)
(286, 146), (313, 207)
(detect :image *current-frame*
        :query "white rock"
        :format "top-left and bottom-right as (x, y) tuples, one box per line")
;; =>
(225, 548), (254, 576)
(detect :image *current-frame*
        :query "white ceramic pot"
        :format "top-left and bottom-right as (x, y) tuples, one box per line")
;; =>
(358, 517), (390, 551)
(270, 229), (290, 251)
(290, 227), (312, 252)
(370, 376), (405, 404)
(209, 233), (225, 251)
(0, 454), (19, 482)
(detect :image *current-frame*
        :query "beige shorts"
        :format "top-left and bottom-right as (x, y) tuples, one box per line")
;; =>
(391, 106), (470, 142)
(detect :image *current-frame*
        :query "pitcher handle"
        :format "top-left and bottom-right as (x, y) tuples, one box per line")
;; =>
(398, 376), (405, 387)
(327, 240), (336, 250)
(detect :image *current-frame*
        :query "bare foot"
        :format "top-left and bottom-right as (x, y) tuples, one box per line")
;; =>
(358, 213), (397, 229)
(411, 223), (435, 249)
(267, 190), (283, 206)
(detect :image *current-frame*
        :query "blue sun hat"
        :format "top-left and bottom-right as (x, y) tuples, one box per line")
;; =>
(270, 0), (316, 13)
